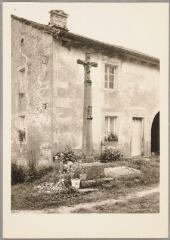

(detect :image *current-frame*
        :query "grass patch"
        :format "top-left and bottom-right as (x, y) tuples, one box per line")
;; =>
(11, 156), (159, 211)
(92, 192), (159, 213)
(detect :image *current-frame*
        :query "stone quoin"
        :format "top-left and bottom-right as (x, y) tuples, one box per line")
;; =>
(11, 9), (160, 166)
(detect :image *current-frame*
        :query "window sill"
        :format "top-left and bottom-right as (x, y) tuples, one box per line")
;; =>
(103, 88), (118, 92)
(103, 141), (119, 145)
(18, 141), (27, 146)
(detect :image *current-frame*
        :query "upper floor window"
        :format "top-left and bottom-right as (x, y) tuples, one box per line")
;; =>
(105, 64), (118, 89)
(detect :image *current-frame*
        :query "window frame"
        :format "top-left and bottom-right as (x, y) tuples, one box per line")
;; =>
(105, 115), (119, 141)
(104, 64), (118, 90)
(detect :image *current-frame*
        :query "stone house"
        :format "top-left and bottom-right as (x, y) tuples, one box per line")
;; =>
(11, 10), (160, 166)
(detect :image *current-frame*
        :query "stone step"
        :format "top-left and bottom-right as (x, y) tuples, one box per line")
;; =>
(80, 177), (113, 188)
(78, 188), (98, 193)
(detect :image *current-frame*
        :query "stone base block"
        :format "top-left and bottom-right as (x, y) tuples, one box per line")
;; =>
(80, 177), (113, 188)
(104, 166), (141, 178)
(80, 161), (141, 181)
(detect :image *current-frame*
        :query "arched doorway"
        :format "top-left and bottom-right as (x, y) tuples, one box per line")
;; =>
(151, 112), (160, 155)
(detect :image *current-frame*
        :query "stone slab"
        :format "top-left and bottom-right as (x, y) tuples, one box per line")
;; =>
(104, 166), (141, 178)
(80, 161), (142, 181)
(80, 177), (113, 188)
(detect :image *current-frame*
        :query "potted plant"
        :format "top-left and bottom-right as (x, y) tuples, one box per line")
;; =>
(105, 132), (118, 142)
(71, 177), (80, 189)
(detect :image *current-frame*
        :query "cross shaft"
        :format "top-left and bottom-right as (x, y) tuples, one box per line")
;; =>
(77, 53), (98, 161)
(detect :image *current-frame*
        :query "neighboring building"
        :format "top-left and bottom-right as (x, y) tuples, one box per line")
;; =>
(11, 10), (160, 166)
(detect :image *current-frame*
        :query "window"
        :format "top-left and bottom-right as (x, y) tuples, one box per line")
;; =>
(18, 93), (26, 111)
(18, 67), (27, 111)
(105, 65), (117, 89)
(18, 116), (26, 142)
(105, 116), (118, 141)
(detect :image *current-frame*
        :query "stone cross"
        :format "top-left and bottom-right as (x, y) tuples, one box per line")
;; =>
(77, 53), (98, 161)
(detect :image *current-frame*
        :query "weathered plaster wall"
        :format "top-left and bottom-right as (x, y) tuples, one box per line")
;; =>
(52, 41), (109, 154)
(11, 18), (53, 165)
(52, 41), (84, 152)
(120, 60), (159, 156)
(52, 40), (159, 157)
(94, 55), (159, 157)
(101, 57), (159, 157)
(11, 18), (160, 163)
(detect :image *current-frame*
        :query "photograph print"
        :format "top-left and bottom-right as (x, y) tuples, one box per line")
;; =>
(10, 3), (162, 214)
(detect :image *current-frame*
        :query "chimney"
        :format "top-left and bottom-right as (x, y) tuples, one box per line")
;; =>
(49, 10), (68, 31)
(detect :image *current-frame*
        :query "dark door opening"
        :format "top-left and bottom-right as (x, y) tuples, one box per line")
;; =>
(151, 112), (160, 155)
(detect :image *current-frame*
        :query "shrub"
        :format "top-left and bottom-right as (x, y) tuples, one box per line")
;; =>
(25, 150), (38, 182)
(11, 163), (26, 185)
(26, 163), (54, 183)
(25, 160), (38, 182)
(53, 148), (83, 189)
(11, 162), (53, 185)
(53, 148), (78, 164)
(36, 166), (53, 178)
(101, 148), (123, 162)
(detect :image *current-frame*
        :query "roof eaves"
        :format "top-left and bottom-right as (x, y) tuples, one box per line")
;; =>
(11, 14), (160, 66)
(11, 14), (54, 35)
(58, 31), (159, 66)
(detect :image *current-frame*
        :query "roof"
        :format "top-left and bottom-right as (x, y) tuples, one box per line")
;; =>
(11, 14), (159, 66)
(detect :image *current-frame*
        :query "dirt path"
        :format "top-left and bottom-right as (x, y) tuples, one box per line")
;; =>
(49, 186), (159, 213)
(12, 185), (159, 214)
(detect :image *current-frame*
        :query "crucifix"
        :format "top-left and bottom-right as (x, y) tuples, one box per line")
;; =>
(77, 53), (98, 161)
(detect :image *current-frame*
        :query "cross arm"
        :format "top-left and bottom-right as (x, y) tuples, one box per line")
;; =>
(90, 62), (98, 68)
(77, 59), (98, 68)
(77, 59), (86, 65)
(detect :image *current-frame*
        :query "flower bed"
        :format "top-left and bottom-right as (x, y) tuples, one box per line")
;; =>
(53, 148), (84, 189)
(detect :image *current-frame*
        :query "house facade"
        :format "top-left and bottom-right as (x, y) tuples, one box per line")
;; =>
(11, 10), (160, 166)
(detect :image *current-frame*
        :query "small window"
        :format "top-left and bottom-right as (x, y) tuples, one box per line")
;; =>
(18, 93), (26, 111)
(104, 65), (118, 89)
(18, 116), (26, 142)
(105, 116), (118, 141)
(21, 38), (24, 46)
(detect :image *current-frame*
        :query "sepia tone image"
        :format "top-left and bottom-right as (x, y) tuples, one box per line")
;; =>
(11, 4), (160, 214)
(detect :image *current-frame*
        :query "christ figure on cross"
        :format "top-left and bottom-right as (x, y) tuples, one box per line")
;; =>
(77, 53), (98, 161)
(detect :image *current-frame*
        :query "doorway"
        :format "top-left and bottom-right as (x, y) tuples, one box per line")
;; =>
(131, 117), (144, 156)
(151, 112), (160, 155)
